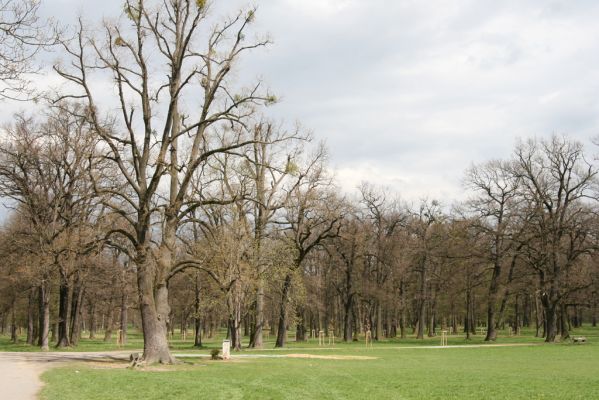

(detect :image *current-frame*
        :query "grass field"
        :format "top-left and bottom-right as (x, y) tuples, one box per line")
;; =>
(1, 325), (591, 400)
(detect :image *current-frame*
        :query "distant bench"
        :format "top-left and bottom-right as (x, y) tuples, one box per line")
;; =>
(572, 337), (587, 344)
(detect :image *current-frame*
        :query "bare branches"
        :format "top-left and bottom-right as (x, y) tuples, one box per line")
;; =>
(0, 0), (58, 100)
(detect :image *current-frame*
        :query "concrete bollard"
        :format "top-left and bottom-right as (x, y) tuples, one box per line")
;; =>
(222, 340), (231, 360)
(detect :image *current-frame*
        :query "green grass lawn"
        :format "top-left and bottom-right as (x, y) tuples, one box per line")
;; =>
(27, 326), (599, 400)
(2, 324), (595, 352)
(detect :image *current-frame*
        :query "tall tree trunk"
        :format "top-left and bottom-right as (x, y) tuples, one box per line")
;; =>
(193, 273), (202, 347)
(343, 296), (353, 342)
(543, 302), (558, 342)
(137, 246), (174, 363)
(120, 289), (128, 346)
(534, 292), (543, 337)
(485, 273), (500, 341)
(39, 283), (50, 351)
(56, 270), (71, 347)
(250, 278), (265, 348)
(103, 307), (114, 342)
(27, 289), (36, 345)
(275, 274), (292, 348)
(10, 298), (17, 343)
(88, 300), (96, 339)
(296, 309), (306, 341)
(465, 286), (472, 340)
(427, 286), (437, 337)
(226, 292), (242, 351)
(513, 294), (520, 333)
(416, 259), (426, 339)
(70, 285), (85, 346)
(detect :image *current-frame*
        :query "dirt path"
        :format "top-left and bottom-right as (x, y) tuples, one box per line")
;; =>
(0, 351), (133, 400)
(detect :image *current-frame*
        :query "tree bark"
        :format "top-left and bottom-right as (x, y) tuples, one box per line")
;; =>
(136, 245), (174, 363)
(275, 274), (292, 348)
(416, 256), (427, 340)
(69, 284), (85, 346)
(193, 273), (202, 347)
(26, 289), (36, 345)
(343, 295), (354, 342)
(10, 298), (17, 343)
(120, 289), (128, 346)
(39, 283), (50, 351)
(88, 300), (96, 339)
(56, 269), (71, 347)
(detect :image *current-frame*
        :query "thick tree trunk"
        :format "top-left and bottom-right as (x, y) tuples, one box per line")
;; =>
(343, 296), (353, 342)
(56, 270), (71, 348)
(250, 279), (265, 348)
(226, 293), (242, 351)
(137, 248), (174, 363)
(543, 303), (558, 342)
(485, 274), (500, 341)
(275, 274), (292, 348)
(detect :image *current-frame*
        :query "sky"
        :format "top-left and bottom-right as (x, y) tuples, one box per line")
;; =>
(12, 0), (599, 204)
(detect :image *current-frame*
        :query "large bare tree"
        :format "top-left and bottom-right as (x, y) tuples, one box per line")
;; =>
(54, 0), (271, 363)
(514, 136), (597, 342)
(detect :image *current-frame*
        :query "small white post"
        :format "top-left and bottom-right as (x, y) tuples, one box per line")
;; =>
(222, 340), (231, 360)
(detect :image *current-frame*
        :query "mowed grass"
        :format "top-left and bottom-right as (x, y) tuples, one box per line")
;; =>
(36, 326), (599, 400)
(0, 324), (594, 352)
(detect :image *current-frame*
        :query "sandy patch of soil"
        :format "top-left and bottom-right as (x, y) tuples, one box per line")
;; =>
(284, 354), (377, 360)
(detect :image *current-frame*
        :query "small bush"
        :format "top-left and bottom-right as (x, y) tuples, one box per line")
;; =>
(210, 349), (220, 360)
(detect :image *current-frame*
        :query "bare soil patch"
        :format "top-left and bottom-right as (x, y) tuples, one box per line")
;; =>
(285, 353), (377, 360)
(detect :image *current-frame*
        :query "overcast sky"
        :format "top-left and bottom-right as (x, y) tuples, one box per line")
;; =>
(22, 0), (599, 203)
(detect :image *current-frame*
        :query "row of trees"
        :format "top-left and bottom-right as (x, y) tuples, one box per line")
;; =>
(0, 1), (598, 364)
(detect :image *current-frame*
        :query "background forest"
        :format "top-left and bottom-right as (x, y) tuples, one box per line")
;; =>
(0, 0), (598, 366)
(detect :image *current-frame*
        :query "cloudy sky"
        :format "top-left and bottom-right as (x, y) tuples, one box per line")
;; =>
(25, 0), (599, 203)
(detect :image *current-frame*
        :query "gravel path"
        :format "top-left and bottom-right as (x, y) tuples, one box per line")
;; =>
(0, 351), (133, 400)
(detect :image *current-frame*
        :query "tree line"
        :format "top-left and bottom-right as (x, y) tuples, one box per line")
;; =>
(0, 1), (598, 364)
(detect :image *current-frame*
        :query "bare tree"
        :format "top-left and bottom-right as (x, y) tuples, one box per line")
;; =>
(54, 0), (272, 363)
(465, 160), (520, 341)
(274, 146), (342, 347)
(513, 136), (596, 342)
(0, 0), (56, 99)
